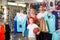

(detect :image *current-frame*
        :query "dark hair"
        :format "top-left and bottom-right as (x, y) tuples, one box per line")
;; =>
(39, 4), (43, 7)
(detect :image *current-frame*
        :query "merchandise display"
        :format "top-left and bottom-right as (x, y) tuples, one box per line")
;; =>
(0, 0), (60, 40)
(44, 13), (55, 33)
(14, 13), (28, 34)
(52, 29), (60, 40)
(34, 4), (39, 11)
(52, 11), (58, 30)
(14, 20), (17, 34)
(8, 5), (27, 32)
(7, 6), (21, 32)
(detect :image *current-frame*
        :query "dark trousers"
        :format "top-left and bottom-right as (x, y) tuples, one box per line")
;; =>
(5, 24), (10, 40)
(5, 33), (10, 40)
(36, 32), (52, 40)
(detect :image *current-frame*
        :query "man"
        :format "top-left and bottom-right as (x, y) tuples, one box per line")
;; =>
(28, 8), (37, 24)
(36, 4), (53, 40)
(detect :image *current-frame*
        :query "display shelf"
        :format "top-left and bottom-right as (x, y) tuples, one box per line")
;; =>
(7, 5), (27, 32)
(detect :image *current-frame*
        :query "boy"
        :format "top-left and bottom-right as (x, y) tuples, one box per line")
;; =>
(27, 17), (40, 40)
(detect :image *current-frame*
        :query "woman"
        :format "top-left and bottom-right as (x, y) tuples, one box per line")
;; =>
(28, 8), (37, 25)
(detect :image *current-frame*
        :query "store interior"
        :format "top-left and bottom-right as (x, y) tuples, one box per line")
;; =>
(0, 0), (60, 40)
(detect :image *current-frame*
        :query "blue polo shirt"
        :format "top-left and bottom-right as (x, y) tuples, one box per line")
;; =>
(44, 13), (55, 33)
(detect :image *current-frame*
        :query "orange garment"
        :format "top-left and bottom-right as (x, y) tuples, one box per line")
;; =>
(0, 24), (5, 40)
(28, 15), (37, 24)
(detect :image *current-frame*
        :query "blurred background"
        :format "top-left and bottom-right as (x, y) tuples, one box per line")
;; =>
(0, 0), (60, 40)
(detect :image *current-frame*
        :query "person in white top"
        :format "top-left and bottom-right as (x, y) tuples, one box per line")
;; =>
(37, 5), (48, 19)
(36, 4), (48, 40)
(27, 17), (40, 40)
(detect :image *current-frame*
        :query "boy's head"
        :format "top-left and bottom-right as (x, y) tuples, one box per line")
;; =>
(39, 4), (44, 11)
(29, 17), (34, 24)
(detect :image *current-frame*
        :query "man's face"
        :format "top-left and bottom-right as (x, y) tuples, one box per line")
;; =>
(39, 6), (44, 11)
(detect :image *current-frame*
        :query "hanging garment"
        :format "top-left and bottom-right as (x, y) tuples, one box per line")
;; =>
(42, 2), (46, 8)
(24, 19), (29, 36)
(56, 5), (60, 10)
(0, 24), (5, 40)
(44, 13), (55, 33)
(44, 13), (60, 40)
(14, 20), (17, 34)
(5, 23), (10, 40)
(14, 13), (28, 33)
(52, 11), (58, 30)
(38, 18), (48, 32)
(14, 14), (17, 34)
(52, 29), (60, 40)
(34, 4), (39, 11)
(17, 14), (28, 32)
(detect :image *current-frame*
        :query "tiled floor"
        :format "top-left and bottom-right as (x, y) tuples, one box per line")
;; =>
(10, 33), (28, 40)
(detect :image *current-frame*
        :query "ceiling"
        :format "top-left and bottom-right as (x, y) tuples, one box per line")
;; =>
(8, 0), (44, 3)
